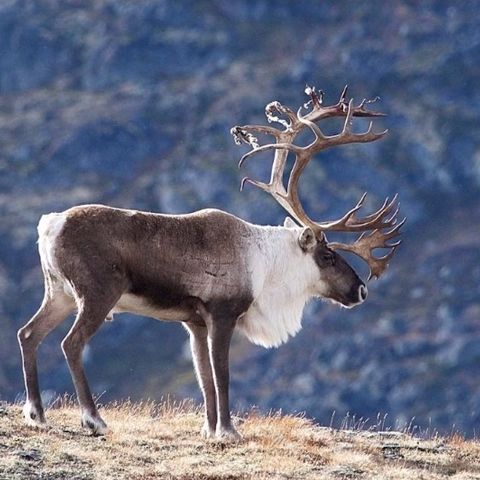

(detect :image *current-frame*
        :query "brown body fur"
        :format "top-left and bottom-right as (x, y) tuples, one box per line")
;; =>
(58, 206), (254, 320)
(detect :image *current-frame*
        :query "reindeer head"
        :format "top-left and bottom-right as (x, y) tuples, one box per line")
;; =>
(285, 219), (367, 308)
(232, 85), (405, 306)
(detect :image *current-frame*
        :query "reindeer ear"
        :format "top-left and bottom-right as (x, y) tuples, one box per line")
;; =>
(298, 227), (317, 252)
(283, 217), (298, 229)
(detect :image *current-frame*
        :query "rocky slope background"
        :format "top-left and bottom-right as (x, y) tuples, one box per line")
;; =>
(1, 0), (479, 437)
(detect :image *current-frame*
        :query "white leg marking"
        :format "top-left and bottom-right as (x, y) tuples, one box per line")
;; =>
(23, 401), (47, 428)
(201, 421), (216, 439)
(81, 411), (109, 436)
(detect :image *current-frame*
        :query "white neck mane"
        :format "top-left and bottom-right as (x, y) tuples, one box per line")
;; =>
(237, 226), (320, 348)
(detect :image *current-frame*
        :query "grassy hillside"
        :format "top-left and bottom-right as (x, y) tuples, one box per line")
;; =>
(0, 401), (478, 479)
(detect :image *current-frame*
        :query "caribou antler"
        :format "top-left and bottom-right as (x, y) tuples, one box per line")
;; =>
(328, 218), (405, 280)
(231, 85), (405, 280)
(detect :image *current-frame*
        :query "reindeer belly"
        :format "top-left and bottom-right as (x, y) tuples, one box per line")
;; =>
(109, 293), (191, 322)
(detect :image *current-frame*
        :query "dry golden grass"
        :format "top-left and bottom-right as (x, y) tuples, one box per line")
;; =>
(0, 400), (479, 479)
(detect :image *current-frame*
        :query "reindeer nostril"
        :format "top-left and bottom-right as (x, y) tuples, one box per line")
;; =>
(359, 285), (368, 301)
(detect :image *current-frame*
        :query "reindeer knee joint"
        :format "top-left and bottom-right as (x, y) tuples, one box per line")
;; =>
(18, 327), (32, 345)
(61, 336), (75, 357)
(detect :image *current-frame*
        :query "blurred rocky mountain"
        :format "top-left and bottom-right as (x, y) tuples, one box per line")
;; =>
(1, 0), (479, 436)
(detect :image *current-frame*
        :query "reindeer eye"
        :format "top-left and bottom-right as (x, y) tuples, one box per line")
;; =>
(322, 253), (335, 266)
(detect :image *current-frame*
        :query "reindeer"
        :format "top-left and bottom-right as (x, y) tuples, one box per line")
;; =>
(18, 86), (404, 440)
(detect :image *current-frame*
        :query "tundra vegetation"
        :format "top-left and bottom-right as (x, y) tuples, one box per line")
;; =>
(0, 400), (479, 480)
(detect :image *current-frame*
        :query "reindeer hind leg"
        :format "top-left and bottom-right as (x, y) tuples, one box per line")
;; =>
(18, 286), (75, 428)
(61, 284), (124, 435)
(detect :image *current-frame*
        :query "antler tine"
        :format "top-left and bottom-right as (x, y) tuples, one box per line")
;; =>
(231, 100), (301, 197)
(238, 142), (303, 168)
(358, 95), (381, 109)
(231, 125), (282, 145)
(296, 106), (327, 143)
(339, 85), (349, 104)
(304, 85), (324, 109)
(360, 195), (399, 227)
(302, 85), (386, 123)
(265, 101), (298, 129)
(343, 98), (355, 133)
(329, 216), (406, 280)
(294, 97), (388, 153)
(311, 192), (367, 233)
(330, 98), (389, 145)
(314, 193), (399, 233)
(241, 176), (270, 192)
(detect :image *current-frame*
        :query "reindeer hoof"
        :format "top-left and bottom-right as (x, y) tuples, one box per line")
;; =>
(201, 423), (216, 439)
(81, 411), (109, 436)
(23, 401), (47, 429)
(215, 426), (242, 442)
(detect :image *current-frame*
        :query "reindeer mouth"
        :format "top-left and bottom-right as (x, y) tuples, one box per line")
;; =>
(325, 284), (368, 309)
